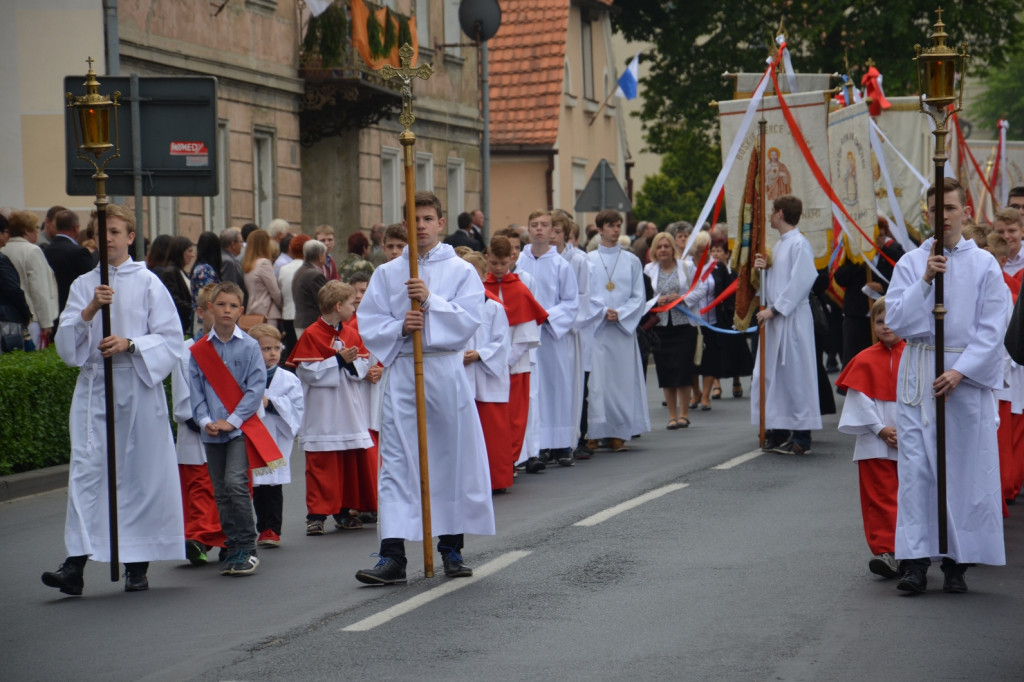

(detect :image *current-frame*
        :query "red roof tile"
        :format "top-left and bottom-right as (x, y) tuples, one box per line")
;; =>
(489, 1), (571, 148)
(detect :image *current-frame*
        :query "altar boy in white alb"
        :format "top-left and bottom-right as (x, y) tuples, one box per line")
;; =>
(354, 191), (494, 585)
(586, 209), (651, 450)
(43, 204), (186, 596)
(885, 178), (1011, 595)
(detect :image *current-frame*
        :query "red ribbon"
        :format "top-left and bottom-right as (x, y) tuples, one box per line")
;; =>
(860, 67), (891, 118)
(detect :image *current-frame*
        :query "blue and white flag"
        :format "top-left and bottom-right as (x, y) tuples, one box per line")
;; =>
(614, 53), (641, 100)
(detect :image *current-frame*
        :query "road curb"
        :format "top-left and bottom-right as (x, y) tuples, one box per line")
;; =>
(0, 465), (68, 503)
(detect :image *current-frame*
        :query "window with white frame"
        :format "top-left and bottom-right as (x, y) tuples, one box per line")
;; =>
(416, 152), (434, 192)
(252, 128), (276, 227)
(203, 120), (230, 232)
(149, 196), (176, 238)
(416, 0), (430, 47)
(447, 156), (465, 219)
(381, 147), (401, 225)
(580, 11), (594, 101)
(443, 0), (461, 56)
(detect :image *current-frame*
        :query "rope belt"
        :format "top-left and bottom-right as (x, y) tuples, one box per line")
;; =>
(900, 341), (965, 425)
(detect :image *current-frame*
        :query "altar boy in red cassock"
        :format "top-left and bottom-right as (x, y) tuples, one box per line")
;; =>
(836, 296), (905, 580)
(287, 280), (376, 536)
(483, 235), (548, 474)
(462, 252), (513, 491)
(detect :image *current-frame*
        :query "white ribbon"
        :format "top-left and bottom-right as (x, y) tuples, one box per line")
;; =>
(998, 119), (1010, 206)
(776, 35), (798, 95)
(870, 119), (930, 195)
(868, 120), (914, 253)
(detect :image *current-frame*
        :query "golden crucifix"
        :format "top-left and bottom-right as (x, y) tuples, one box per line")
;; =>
(376, 43), (437, 578)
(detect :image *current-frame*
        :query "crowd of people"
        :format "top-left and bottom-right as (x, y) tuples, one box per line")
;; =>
(12, 179), (1024, 598)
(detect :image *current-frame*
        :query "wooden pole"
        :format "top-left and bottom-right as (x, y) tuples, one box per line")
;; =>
(94, 171), (120, 582)
(931, 123), (949, 555)
(401, 130), (434, 578)
(758, 117), (767, 449)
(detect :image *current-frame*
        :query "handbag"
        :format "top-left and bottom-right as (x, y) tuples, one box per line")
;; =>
(238, 313), (267, 332)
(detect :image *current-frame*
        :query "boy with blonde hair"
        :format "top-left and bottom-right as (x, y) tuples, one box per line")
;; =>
(287, 280), (375, 535)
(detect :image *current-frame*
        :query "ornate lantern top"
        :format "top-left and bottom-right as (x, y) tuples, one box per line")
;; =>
(914, 7), (970, 110)
(65, 57), (121, 162)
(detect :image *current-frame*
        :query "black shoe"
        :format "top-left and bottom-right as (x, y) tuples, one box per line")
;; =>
(555, 448), (575, 467)
(41, 558), (86, 596)
(941, 559), (969, 593)
(896, 566), (928, 594)
(762, 430), (788, 452)
(771, 440), (811, 455)
(124, 570), (149, 592)
(524, 457), (546, 474)
(441, 550), (473, 578)
(576, 440), (595, 456)
(538, 450), (553, 465)
(355, 556), (407, 585)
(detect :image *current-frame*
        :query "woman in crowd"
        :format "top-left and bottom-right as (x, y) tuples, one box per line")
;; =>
(190, 231), (221, 313)
(146, 234), (173, 277)
(160, 235), (196, 336)
(242, 228), (283, 328)
(277, 233), (311, 357)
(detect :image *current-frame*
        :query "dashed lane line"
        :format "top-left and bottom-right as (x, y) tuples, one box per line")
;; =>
(572, 483), (689, 527)
(342, 550), (532, 632)
(712, 449), (764, 470)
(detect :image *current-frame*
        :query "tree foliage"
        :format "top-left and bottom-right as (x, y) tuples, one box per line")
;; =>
(634, 129), (722, 227)
(971, 52), (1024, 128)
(614, 0), (1024, 153)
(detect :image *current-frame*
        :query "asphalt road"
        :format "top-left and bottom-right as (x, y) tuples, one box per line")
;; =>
(3, 375), (1024, 681)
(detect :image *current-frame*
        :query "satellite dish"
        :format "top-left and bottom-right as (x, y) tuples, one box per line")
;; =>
(459, 0), (501, 42)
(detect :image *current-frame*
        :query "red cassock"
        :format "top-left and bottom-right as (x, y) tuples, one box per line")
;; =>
(483, 273), (548, 464)
(999, 272), (1023, 512)
(288, 317), (378, 514)
(178, 464), (226, 549)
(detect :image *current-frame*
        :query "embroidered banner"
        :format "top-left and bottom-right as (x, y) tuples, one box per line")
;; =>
(872, 96), (930, 236)
(828, 101), (878, 263)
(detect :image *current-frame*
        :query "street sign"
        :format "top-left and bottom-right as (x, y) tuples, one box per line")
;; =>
(574, 159), (632, 213)
(64, 75), (218, 196)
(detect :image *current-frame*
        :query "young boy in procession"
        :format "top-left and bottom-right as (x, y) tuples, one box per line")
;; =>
(348, 270), (383, 525)
(885, 178), (1011, 594)
(462, 252), (514, 491)
(248, 324), (304, 547)
(287, 281), (376, 534)
(382, 223), (409, 263)
(484, 235), (547, 474)
(355, 191), (494, 584)
(836, 297), (905, 579)
(515, 210), (580, 467)
(586, 209), (651, 451)
(189, 282), (279, 577)
(172, 283), (225, 565)
(43, 204), (186, 595)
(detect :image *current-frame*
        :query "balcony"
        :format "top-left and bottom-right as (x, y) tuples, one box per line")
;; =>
(299, 0), (418, 146)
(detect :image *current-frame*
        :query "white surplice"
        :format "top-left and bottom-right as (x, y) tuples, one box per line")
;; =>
(586, 244), (651, 440)
(359, 243), (495, 541)
(886, 236), (1011, 565)
(172, 337), (206, 466)
(56, 260), (186, 563)
(516, 244), (580, 448)
(296, 329), (373, 453)
(465, 297), (511, 402)
(253, 367), (304, 486)
(838, 389), (899, 462)
(561, 244), (590, 440)
(750, 229), (822, 431)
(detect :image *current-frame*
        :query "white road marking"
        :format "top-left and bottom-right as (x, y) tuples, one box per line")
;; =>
(342, 550), (532, 632)
(572, 483), (689, 527)
(713, 449), (764, 470)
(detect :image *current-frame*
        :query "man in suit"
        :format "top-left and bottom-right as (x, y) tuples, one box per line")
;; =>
(445, 212), (484, 252)
(219, 227), (246, 289)
(470, 209), (486, 245)
(44, 210), (94, 323)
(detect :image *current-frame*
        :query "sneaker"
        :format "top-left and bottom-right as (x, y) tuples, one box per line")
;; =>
(185, 539), (208, 565)
(441, 548), (473, 578)
(538, 450), (553, 465)
(573, 447), (592, 460)
(358, 511), (378, 524)
(771, 440), (811, 455)
(762, 430), (788, 452)
(339, 516), (364, 530)
(306, 519), (325, 536)
(223, 551), (259, 576)
(868, 552), (899, 579)
(257, 529), (281, 548)
(555, 448), (575, 467)
(355, 556), (407, 585)
(524, 457), (546, 474)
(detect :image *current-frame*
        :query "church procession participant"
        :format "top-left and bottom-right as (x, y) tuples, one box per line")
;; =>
(42, 204), (187, 595)
(586, 210), (651, 450)
(484, 236), (548, 475)
(355, 191), (494, 585)
(515, 210), (580, 467)
(752, 195), (823, 455)
(836, 297), (905, 580)
(885, 178), (1011, 595)
(287, 281), (376, 536)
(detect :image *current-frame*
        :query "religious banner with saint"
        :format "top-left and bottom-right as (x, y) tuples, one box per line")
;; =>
(872, 96), (931, 235)
(962, 139), (1024, 221)
(828, 101), (878, 262)
(719, 90), (832, 267)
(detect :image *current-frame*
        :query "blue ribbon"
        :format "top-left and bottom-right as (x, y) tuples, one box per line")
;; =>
(676, 305), (758, 336)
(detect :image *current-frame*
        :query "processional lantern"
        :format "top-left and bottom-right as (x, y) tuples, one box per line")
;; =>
(913, 7), (968, 113)
(66, 57), (121, 167)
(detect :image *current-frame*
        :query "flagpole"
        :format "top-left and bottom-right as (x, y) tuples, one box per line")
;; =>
(587, 91), (616, 126)
(379, 45), (436, 577)
(758, 114), (767, 449)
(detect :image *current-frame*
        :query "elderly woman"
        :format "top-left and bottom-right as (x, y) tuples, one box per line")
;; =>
(1, 210), (58, 347)
(242, 229), (283, 327)
(642, 232), (710, 429)
(667, 221), (694, 261)
(291, 239), (328, 338)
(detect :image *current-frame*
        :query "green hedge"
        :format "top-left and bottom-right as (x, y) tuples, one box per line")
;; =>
(0, 346), (176, 476)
